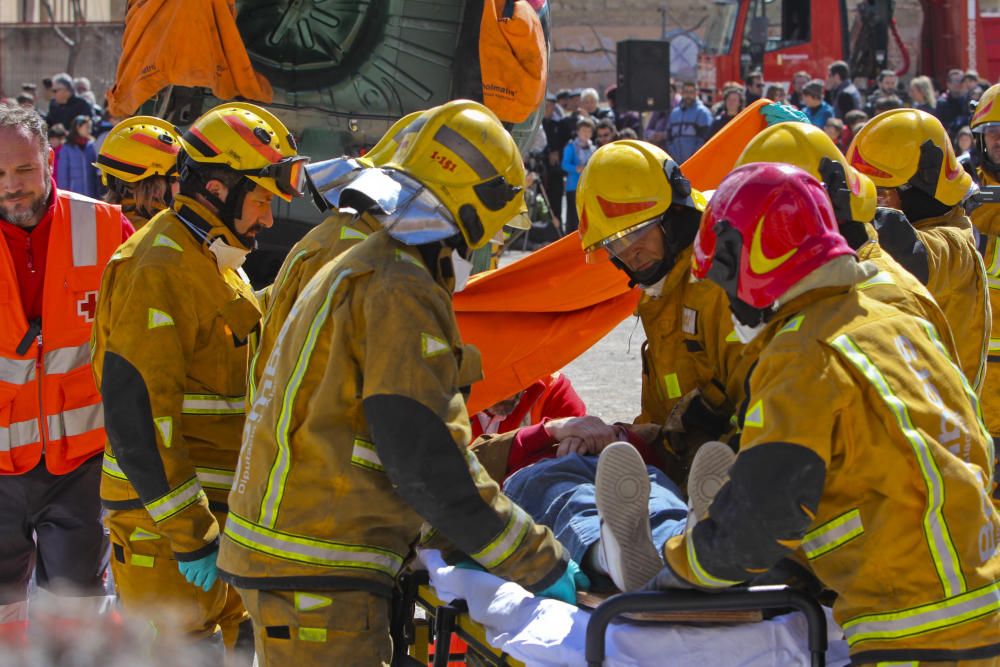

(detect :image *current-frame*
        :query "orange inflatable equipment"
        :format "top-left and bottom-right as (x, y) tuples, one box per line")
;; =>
(106, 0), (272, 117)
(457, 99), (769, 413)
(479, 0), (548, 124)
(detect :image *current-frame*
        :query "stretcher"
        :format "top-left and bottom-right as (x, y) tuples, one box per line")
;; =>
(390, 550), (851, 667)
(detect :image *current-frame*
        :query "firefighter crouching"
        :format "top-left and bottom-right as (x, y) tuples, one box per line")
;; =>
(601, 163), (1000, 665)
(217, 100), (583, 666)
(91, 102), (307, 656)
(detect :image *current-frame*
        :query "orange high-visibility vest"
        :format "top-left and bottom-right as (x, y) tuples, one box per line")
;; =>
(0, 190), (122, 475)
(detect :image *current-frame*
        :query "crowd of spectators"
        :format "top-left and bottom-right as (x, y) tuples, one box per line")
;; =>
(534, 61), (995, 232)
(2, 72), (117, 199)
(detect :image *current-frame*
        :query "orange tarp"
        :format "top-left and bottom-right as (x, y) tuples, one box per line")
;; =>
(457, 100), (769, 413)
(106, 0), (272, 117)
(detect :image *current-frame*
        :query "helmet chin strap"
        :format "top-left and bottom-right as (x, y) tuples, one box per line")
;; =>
(178, 152), (256, 250)
(617, 206), (701, 289)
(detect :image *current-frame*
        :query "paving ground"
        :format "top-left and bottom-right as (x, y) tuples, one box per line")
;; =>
(498, 250), (644, 424)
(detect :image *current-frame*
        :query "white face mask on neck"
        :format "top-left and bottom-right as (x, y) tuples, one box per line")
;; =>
(731, 312), (766, 344)
(452, 251), (474, 292)
(208, 237), (250, 271)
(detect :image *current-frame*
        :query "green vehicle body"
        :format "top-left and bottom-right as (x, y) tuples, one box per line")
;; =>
(147, 0), (551, 285)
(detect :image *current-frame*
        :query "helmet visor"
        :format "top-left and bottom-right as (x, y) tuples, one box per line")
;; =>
(257, 156), (309, 198)
(601, 217), (662, 261)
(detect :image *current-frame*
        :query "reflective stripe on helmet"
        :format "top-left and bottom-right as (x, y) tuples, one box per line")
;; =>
(433, 125), (497, 180)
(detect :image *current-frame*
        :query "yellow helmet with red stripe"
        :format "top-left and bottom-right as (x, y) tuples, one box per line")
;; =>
(735, 122), (876, 224)
(845, 108), (972, 207)
(576, 140), (704, 263)
(971, 83), (1000, 132)
(177, 102), (306, 202)
(94, 116), (179, 185)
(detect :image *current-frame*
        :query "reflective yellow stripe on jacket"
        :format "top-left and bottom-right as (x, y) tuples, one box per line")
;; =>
(181, 394), (245, 415)
(684, 517), (744, 589)
(920, 320), (994, 463)
(104, 452), (233, 492)
(831, 334), (966, 598)
(350, 437), (383, 472)
(223, 511), (403, 577)
(260, 270), (351, 530)
(802, 509), (864, 560)
(843, 581), (1000, 647)
(145, 477), (206, 523)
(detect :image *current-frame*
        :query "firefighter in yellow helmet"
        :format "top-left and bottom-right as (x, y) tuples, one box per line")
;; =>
(735, 121), (960, 370)
(249, 110), (427, 397)
(216, 100), (576, 666)
(91, 102), (307, 657)
(94, 116), (180, 228)
(971, 83), (1000, 458)
(596, 162), (1000, 664)
(576, 140), (738, 464)
(846, 108), (990, 393)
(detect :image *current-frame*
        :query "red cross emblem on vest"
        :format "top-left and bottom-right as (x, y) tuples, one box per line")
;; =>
(77, 290), (98, 323)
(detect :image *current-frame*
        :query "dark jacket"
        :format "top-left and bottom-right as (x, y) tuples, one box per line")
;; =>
(826, 81), (861, 118)
(45, 95), (96, 131)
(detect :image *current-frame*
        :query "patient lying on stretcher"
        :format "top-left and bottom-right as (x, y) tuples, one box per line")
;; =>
(468, 414), (787, 596)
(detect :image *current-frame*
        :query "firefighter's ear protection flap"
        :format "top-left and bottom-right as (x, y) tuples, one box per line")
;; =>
(459, 204), (485, 247)
(910, 139), (944, 197)
(706, 220), (744, 301)
(663, 159), (693, 205)
(818, 157), (853, 223)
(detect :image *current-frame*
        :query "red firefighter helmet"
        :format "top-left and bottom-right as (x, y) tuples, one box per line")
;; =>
(693, 163), (855, 308)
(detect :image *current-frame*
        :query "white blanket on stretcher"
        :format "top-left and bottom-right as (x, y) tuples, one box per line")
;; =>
(418, 550), (851, 667)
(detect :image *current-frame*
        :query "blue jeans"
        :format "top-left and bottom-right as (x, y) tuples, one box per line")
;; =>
(503, 454), (688, 564)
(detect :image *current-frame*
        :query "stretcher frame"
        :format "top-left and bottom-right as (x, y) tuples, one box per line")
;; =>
(584, 586), (828, 667)
(392, 569), (828, 667)
(392, 570), (526, 667)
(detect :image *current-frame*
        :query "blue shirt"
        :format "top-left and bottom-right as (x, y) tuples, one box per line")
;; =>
(666, 100), (713, 163)
(804, 101), (835, 128)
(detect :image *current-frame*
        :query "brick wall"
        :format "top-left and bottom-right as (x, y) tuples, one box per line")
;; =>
(0, 23), (123, 103)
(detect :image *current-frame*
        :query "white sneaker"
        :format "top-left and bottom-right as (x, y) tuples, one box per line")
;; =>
(687, 441), (737, 521)
(595, 442), (664, 592)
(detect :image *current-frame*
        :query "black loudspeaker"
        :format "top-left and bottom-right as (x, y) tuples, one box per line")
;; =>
(617, 40), (671, 111)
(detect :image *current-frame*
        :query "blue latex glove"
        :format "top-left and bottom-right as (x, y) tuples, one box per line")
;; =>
(536, 559), (591, 605)
(760, 102), (809, 126)
(178, 551), (219, 592)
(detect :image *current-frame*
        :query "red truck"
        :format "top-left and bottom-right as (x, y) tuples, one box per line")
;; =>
(697, 0), (1000, 93)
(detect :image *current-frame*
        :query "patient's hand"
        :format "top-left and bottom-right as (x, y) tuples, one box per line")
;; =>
(545, 416), (619, 457)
